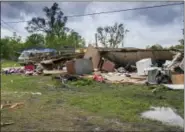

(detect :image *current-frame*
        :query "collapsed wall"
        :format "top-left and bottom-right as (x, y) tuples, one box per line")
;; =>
(84, 45), (175, 69)
(101, 50), (174, 67)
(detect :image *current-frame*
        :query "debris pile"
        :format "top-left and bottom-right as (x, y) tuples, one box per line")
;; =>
(2, 45), (184, 88)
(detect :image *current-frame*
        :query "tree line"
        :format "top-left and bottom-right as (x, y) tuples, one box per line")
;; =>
(146, 39), (184, 51)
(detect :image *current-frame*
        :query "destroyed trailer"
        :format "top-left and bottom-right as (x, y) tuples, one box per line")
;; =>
(18, 47), (84, 66)
(82, 45), (184, 85)
(84, 45), (177, 71)
(18, 48), (57, 66)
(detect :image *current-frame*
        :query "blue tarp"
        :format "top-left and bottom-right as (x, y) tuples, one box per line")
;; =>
(23, 48), (57, 53)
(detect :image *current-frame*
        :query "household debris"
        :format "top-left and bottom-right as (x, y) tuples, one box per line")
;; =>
(53, 74), (79, 84)
(35, 63), (44, 74)
(1, 122), (14, 127)
(179, 58), (184, 71)
(116, 67), (127, 73)
(171, 74), (184, 84)
(1, 104), (11, 109)
(141, 107), (184, 128)
(1, 92), (42, 96)
(9, 102), (24, 109)
(167, 52), (182, 69)
(43, 70), (67, 75)
(2, 44), (184, 86)
(136, 58), (152, 76)
(101, 72), (146, 84)
(163, 84), (184, 90)
(84, 45), (101, 70)
(101, 60), (115, 72)
(93, 74), (104, 82)
(66, 59), (93, 75)
(93, 45), (175, 68)
(163, 60), (172, 68)
(1, 102), (24, 110)
(145, 68), (172, 85)
(2, 67), (24, 74)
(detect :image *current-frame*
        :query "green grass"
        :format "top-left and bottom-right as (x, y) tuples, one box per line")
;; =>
(1, 61), (184, 131)
(1, 60), (20, 68)
(67, 80), (184, 121)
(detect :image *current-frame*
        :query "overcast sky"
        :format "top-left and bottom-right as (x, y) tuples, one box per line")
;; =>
(1, 1), (184, 48)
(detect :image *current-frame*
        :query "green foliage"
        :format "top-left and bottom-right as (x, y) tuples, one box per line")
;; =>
(96, 22), (129, 48)
(1, 33), (24, 60)
(147, 39), (184, 51)
(169, 39), (184, 50)
(1, 60), (19, 68)
(26, 2), (85, 49)
(68, 83), (184, 122)
(1, 2), (86, 60)
(26, 2), (69, 36)
(178, 39), (184, 45)
(70, 79), (93, 87)
(24, 33), (45, 49)
(45, 30), (85, 49)
(146, 44), (163, 50)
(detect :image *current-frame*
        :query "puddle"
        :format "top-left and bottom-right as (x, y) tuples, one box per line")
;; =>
(141, 107), (184, 128)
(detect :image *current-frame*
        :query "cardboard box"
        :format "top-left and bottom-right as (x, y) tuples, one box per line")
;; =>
(171, 74), (184, 84)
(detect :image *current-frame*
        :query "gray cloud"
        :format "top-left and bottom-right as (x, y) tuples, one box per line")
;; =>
(1, 1), (90, 22)
(1, 2), (183, 48)
(131, 2), (184, 26)
(1, 2), (22, 19)
(2, 1), (183, 26)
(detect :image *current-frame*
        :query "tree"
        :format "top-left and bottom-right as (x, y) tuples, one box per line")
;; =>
(1, 32), (24, 60)
(96, 22), (129, 48)
(66, 30), (85, 48)
(1, 37), (12, 59)
(45, 31), (85, 49)
(146, 44), (163, 50)
(179, 39), (184, 45)
(26, 2), (69, 38)
(24, 33), (45, 49)
(26, 2), (85, 49)
(169, 39), (184, 50)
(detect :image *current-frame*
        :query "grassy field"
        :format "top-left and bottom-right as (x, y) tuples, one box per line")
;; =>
(1, 61), (184, 131)
(1, 60), (19, 68)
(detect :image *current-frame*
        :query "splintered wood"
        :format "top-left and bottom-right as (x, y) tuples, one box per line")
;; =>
(1, 102), (24, 110)
(1, 122), (14, 127)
